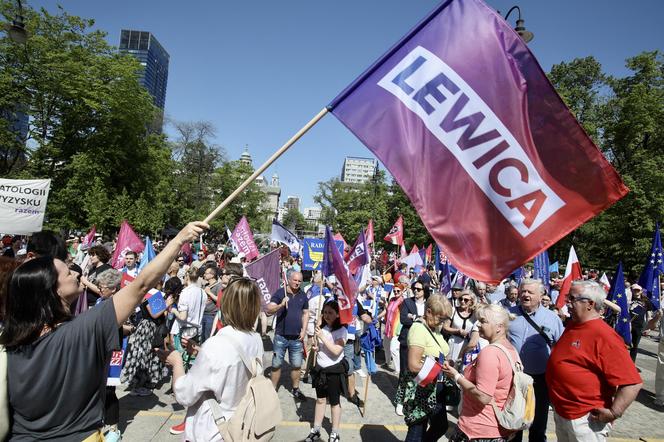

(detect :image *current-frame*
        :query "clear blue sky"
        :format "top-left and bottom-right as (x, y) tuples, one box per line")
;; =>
(31, 0), (664, 210)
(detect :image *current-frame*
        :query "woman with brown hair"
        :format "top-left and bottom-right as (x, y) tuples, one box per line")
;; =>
(1, 222), (207, 440)
(80, 244), (112, 307)
(160, 277), (264, 442)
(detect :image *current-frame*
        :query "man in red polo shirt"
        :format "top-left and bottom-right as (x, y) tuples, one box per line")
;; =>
(546, 280), (642, 441)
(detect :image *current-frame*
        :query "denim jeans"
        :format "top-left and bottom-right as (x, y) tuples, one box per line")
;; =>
(272, 334), (304, 369)
(200, 313), (215, 343)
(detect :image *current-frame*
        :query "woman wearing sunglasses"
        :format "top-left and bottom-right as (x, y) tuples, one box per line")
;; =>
(443, 290), (477, 365)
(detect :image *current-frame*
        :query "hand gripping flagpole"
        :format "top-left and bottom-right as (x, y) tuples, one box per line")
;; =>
(203, 107), (329, 224)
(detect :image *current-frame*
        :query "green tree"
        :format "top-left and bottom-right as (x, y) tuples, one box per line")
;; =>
(282, 207), (308, 235)
(207, 160), (268, 234)
(547, 52), (664, 276)
(387, 178), (432, 249)
(315, 170), (390, 242)
(0, 2), (176, 233)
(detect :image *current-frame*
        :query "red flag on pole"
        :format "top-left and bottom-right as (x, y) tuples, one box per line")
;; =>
(111, 220), (145, 269)
(556, 245), (582, 308)
(425, 244), (433, 264)
(384, 216), (404, 246)
(365, 219), (375, 245)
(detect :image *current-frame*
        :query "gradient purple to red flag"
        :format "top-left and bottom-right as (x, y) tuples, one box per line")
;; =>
(329, 0), (628, 282)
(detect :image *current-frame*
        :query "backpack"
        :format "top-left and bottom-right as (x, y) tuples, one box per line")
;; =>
(489, 343), (535, 432)
(206, 334), (282, 441)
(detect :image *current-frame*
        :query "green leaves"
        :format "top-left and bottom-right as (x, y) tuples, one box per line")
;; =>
(548, 51), (664, 277)
(315, 169), (431, 249)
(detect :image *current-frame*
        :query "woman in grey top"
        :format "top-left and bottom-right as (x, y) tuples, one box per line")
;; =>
(0, 222), (207, 441)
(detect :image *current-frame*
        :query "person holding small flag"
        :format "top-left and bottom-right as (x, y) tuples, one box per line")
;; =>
(397, 295), (452, 441)
(441, 304), (521, 442)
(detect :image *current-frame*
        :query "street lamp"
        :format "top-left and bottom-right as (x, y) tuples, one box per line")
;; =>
(5, 0), (27, 44)
(503, 5), (534, 43)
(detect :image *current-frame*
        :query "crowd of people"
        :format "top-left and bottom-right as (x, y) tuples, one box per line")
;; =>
(0, 227), (662, 442)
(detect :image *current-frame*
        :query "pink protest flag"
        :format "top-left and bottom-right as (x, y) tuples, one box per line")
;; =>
(111, 220), (145, 269)
(230, 216), (259, 261)
(365, 219), (375, 245)
(410, 244), (420, 255)
(82, 226), (96, 247)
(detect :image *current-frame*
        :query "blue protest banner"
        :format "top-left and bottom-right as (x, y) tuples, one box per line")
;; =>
(303, 238), (344, 270)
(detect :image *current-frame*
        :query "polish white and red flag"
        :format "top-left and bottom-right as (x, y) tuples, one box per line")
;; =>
(384, 215), (404, 246)
(556, 245), (583, 308)
(414, 355), (443, 387)
(599, 272), (611, 293)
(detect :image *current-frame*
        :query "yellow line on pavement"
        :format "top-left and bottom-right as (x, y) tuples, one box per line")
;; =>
(134, 412), (664, 441)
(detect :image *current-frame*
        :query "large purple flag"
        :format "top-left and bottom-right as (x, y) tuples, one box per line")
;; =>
(322, 226), (357, 324)
(245, 249), (281, 311)
(329, 0), (628, 283)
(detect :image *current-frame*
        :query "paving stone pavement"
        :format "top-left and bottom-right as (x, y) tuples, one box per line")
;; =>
(118, 332), (664, 441)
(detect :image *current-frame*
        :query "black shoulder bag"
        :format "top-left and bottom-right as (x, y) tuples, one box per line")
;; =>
(519, 306), (554, 348)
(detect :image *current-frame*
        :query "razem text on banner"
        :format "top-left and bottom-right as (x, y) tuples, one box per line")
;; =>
(0, 178), (51, 234)
(329, 0), (628, 282)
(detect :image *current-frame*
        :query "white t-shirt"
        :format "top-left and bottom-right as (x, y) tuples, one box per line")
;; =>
(316, 325), (348, 368)
(171, 285), (206, 336)
(174, 326), (263, 442)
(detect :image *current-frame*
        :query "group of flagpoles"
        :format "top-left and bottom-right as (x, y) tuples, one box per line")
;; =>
(204, 108), (329, 224)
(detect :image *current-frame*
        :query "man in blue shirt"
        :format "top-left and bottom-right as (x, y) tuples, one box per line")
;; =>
(267, 270), (309, 399)
(508, 278), (564, 442)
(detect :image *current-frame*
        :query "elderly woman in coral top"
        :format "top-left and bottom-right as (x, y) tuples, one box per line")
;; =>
(442, 304), (520, 442)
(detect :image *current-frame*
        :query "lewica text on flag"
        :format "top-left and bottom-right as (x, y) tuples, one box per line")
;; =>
(378, 46), (564, 235)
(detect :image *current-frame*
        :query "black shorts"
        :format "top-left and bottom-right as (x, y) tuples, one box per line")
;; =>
(315, 371), (343, 406)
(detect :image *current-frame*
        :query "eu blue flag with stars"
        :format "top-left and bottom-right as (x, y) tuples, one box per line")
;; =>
(533, 250), (551, 293)
(607, 262), (631, 345)
(638, 223), (664, 310)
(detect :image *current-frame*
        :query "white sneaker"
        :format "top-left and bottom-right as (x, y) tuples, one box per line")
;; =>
(355, 368), (367, 378)
(395, 404), (404, 416)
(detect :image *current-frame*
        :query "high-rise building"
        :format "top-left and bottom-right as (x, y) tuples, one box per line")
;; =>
(285, 196), (300, 213)
(341, 156), (378, 184)
(119, 30), (169, 129)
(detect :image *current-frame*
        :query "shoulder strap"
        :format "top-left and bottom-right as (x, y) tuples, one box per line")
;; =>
(519, 306), (553, 348)
(488, 343), (518, 373)
(224, 332), (261, 377)
(419, 321), (444, 355)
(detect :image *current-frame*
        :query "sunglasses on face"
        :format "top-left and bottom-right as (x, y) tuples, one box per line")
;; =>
(414, 287), (424, 291)
(459, 298), (472, 303)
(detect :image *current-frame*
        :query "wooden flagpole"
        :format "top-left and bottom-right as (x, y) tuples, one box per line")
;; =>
(204, 107), (329, 224)
(361, 373), (370, 417)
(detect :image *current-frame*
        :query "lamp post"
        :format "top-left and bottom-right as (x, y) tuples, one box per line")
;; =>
(503, 5), (534, 43)
(5, 0), (28, 44)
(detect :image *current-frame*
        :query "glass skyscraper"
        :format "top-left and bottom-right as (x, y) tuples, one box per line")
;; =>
(119, 30), (169, 112)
